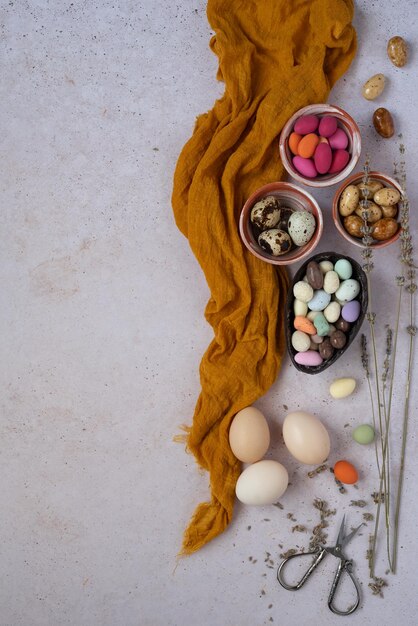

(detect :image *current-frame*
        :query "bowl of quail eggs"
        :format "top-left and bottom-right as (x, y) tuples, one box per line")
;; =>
(239, 182), (323, 265)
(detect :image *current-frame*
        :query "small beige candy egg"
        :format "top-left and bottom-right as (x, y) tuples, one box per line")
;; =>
(323, 270), (340, 294)
(324, 301), (341, 323)
(319, 260), (334, 274)
(291, 330), (311, 352)
(293, 281), (313, 303)
(307, 310), (320, 322)
(229, 407), (270, 463)
(362, 73), (386, 100)
(355, 201), (382, 223)
(357, 180), (383, 199)
(374, 187), (401, 207)
(381, 204), (398, 218)
(339, 185), (360, 217)
(294, 299), (308, 317)
(330, 378), (356, 399)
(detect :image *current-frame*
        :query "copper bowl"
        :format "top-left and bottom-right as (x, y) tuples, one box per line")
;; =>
(332, 171), (402, 249)
(239, 181), (323, 266)
(279, 104), (361, 188)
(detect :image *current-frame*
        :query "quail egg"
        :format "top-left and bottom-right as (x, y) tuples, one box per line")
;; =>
(250, 196), (281, 229)
(258, 229), (292, 256)
(287, 211), (316, 247)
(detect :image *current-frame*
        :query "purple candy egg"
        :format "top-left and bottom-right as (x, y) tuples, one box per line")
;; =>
(318, 116), (338, 138)
(342, 300), (361, 323)
(295, 350), (323, 366)
(314, 143), (332, 174)
(293, 156), (318, 178)
(328, 128), (349, 150)
(294, 114), (319, 135)
(329, 149), (350, 174)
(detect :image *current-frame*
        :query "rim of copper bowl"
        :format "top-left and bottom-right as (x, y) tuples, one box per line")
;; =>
(239, 181), (323, 266)
(279, 103), (361, 188)
(332, 170), (402, 249)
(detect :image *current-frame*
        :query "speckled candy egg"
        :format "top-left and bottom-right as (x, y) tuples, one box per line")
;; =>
(258, 229), (292, 256)
(287, 211), (316, 247)
(250, 196), (281, 229)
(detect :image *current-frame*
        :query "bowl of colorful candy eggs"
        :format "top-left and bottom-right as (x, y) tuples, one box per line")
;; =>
(332, 171), (402, 248)
(239, 181), (323, 266)
(279, 104), (361, 187)
(285, 252), (368, 374)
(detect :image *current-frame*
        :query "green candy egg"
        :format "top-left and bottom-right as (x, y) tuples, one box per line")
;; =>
(353, 424), (375, 445)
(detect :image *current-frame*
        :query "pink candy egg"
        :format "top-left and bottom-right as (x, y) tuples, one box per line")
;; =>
(314, 143), (332, 174)
(295, 351), (323, 366)
(292, 156), (318, 178)
(329, 149), (350, 174)
(294, 114), (319, 135)
(318, 116), (338, 138)
(328, 128), (349, 150)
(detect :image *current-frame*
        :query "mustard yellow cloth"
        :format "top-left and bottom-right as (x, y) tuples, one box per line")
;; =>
(172, 0), (356, 555)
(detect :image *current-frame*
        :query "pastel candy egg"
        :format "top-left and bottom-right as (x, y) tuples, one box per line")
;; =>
(311, 334), (323, 344)
(287, 211), (316, 246)
(293, 156), (318, 178)
(307, 311), (319, 322)
(334, 259), (353, 280)
(324, 301), (341, 323)
(313, 312), (330, 337)
(353, 424), (375, 445)
(335, 279), (360, 303)
(329, 377), (356, 399)
(308, 289), (331, 311)
(289, 132), (302, 155)
(314, 143), (332, 175)
(294, 316), (316, 335)
(323, 270), (340, 294)
(329, 149), (350, 174)
(294, 299), (308, 317)
(294, 114), (319, 134)
(291, 330), (311, 352)
(294, 351), (323, 366)
(318, 116), (338, 138)
(298, 133), (319, 159)
(328, 128), (349, 150)
(342, 300), (361, 322)
(293, 281), (314, 303)
(319, 260), (333, 274)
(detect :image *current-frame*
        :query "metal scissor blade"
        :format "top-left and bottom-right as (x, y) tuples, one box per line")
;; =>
(340, 522), (365, 549)
(335, 514), (346, 548)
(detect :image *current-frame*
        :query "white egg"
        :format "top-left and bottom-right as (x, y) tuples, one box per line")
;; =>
(287, 211), (316, 247)
(283, 411), (330, 464)
(235, 460), (288, 505)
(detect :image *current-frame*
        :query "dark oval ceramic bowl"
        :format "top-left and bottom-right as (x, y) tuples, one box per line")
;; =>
(285, 251), (368, 374)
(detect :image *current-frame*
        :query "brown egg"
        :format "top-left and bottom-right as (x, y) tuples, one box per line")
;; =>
(343, 215), (364, 238)
(229, 407), (270, 463)
(387, 36), (408, 67)
(371, 218), (399, 241)
(373, 108), (394, 138)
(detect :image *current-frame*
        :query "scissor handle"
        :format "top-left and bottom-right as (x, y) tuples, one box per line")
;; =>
(328, 559), (361, 616)
(277, 549), (327, 591)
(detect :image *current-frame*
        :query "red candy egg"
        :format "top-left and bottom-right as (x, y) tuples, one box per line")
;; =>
(294, 114), (319, 135)
(318, 116), (338, 138)
(314, 143), (332, 174)
(328, 128), (349, 150)
(329, 149), (350, 174)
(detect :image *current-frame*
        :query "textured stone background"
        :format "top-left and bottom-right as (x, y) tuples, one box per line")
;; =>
(1, 1), (417, 624)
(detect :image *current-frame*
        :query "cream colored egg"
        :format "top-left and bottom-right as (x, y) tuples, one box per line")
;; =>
(229, 406), (270, 463)
(283, 411), (330, 465)
(235, 460), (288, 505)
(329, 378), (356, 399)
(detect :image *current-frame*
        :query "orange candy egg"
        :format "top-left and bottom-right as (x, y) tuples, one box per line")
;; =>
(289, 132), (302, 155)
(298, 133), (320, 159)
(334, 460), (358, 484)
(294, 316), (316, 335)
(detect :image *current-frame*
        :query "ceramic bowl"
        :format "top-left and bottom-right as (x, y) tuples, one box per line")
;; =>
(239, 181), (323, 266)
(332, 171), (402, 249)
(285, 251), (368, 374)
(279, 104), (361, 187)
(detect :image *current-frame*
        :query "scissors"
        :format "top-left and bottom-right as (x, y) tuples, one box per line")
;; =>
(277, 516), (363, 616)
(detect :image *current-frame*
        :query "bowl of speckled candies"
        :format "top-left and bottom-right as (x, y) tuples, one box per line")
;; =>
(239, 181), (323, 266)
(285, 252), (368, 374)
(279, 104), (361, 187)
